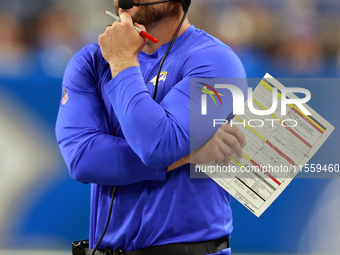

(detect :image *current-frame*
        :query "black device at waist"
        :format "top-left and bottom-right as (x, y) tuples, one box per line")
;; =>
(73, 236), (229, 255)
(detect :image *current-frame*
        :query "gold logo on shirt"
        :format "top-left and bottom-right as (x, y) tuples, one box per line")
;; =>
(150, 71), (168, 86)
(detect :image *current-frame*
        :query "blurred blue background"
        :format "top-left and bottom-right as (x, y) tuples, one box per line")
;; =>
(0, 0), (340, 254)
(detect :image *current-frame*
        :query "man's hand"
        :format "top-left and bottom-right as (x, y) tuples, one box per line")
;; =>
(167, 124), (246, 172)
(190, 124), (246, 166)
(98, 12), (147, 77)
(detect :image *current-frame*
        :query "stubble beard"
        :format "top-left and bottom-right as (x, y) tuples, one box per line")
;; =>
(114, 0), (172, 26)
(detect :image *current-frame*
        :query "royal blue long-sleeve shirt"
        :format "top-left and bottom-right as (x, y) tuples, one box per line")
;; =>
(56, 25), (247, 252)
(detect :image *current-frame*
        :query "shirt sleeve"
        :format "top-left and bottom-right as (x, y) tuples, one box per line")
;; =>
(55, 45), (167, 186)
(104, 45), (247, 169)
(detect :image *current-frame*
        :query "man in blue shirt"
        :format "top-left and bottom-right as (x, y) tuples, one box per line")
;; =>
(56, 0), (247, 254)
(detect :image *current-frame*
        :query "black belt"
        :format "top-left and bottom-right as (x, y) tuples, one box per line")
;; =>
(83, 236), (229, 255)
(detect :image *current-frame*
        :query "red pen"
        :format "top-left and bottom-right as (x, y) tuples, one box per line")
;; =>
(103, 10), (159, 43)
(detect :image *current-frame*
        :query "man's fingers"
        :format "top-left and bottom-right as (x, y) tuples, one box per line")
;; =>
(103, 21), (119, 33)
(221, 124), (247, 145)
(223, 157), (231, 167)
(120, 12), (133, 25)
(215, 159), (222, 166)
(212, 143), (225, 166)
(218, 139), (232, 159)
(214, 139), (232, 166)
(104, 25), (112, 33)
(215, 124), (244, 158)
(218, 140), (231, 166)
(134, 22), (146, 32)
(222, 133), (243, 158)
(189, 123), (246, 166)
(214, 142), (232, 166)
(215, 153), (224, 166)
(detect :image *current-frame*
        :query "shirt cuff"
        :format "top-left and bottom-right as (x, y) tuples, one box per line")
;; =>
(105, 66), (144, 95)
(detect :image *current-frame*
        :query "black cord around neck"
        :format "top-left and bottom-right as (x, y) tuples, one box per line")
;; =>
(153, 11), (188, 100)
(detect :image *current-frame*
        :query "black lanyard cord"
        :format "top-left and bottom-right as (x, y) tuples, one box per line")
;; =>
(153, 11), (188, 100)
(91, 186), (118, 255)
